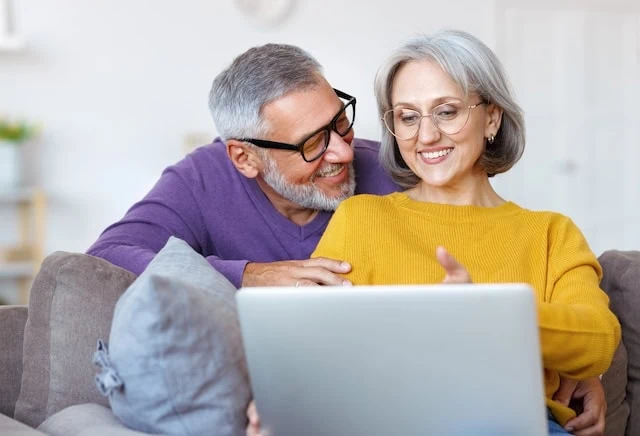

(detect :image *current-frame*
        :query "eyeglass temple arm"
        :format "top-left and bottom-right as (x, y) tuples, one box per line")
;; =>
(237, 139), (299, 151)
(333, 88), (355, 101)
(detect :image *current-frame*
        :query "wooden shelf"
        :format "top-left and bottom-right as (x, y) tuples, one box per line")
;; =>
(0, 187), (46, 304)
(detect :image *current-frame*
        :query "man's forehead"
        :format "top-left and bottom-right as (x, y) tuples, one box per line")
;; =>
(261, 85), (343, 139)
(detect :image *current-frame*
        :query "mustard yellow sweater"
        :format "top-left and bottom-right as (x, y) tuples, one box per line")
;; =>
(312, 192), (621, 424)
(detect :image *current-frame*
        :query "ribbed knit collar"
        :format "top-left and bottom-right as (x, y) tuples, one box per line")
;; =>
(388, 192), (523, 222)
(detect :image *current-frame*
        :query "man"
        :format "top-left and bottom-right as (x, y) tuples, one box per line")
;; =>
(88, 43), (397, 289)
(88, 43), (607, 436)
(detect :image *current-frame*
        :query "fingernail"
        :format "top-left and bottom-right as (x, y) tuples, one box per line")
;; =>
(342, 280), (352, 286)
(341, 262), (350, 269)
(565, 427), (574, 432)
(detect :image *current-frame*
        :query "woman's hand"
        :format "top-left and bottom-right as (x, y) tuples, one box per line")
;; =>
(554, 377), (607, 436)
(246, 400), (262, 436)
(436, 246), (472, 283)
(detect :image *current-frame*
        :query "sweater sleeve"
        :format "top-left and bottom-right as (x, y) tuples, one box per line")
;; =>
(87, 165), (247, 288)
(537, 216), (621, 378)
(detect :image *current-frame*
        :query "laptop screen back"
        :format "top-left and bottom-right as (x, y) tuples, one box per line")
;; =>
(236, 284), (548, 436)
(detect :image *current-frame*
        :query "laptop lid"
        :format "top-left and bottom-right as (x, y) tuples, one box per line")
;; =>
(236, 284), (548, 436)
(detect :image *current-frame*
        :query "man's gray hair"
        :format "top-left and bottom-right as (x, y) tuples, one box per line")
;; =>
(209, 44), (324, 141)
(374, 29), (526, 188)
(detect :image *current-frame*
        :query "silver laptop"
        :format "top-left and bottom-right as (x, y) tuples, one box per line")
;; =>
(236, 284), (548, 436)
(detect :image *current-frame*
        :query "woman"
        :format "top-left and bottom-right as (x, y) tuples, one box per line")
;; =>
(310, 30), (620, 435)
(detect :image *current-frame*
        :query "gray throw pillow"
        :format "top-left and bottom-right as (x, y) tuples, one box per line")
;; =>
(93, 237), (251, 436)
(15, 252), (137, 428)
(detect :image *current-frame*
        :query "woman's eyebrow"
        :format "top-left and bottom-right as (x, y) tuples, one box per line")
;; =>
(392, 96), (464, 109)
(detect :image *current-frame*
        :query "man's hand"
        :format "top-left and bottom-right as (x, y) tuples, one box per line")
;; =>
(246, 400), (262, 436)
(436, 246), (472, 284)
(242, 258), (352, 287)
(554, 377), (606, 436)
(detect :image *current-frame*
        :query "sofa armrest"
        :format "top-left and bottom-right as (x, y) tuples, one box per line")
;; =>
(0, 305), (28, 418)
(599, 250), (640, 436)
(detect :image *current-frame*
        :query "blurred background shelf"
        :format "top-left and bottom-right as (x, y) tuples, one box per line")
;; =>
(0, 187), (46, 305)
(0, 186), (40, 202)
(0, 261), (34, 278)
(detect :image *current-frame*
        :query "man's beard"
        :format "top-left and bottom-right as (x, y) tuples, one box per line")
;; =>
(261, 154), (356, 211)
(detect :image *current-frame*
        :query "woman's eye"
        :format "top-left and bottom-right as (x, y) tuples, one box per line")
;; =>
(435, 106), (459, 119)
(399, 113), (420, 124)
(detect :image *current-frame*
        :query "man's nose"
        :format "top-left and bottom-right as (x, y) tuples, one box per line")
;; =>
(417, 116), (441, 144)
(323, 130), (354, 162)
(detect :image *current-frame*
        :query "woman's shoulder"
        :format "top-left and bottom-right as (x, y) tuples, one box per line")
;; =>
(511, 204), (580, 231)
(338, 192), (400, 209)
(515, 204), (571, 220)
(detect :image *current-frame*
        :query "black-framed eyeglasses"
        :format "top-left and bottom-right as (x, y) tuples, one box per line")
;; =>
(236, 88), (356, 162)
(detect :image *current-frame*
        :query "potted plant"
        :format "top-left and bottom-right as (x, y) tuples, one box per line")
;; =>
(0, 117), (37, 187)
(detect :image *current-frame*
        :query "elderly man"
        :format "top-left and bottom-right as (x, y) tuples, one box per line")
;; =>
(87, 43), (607, 436)
(88, 43), (398, 288)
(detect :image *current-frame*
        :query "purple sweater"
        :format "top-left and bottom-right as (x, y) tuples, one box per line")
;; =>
(87, 138), (399, 288)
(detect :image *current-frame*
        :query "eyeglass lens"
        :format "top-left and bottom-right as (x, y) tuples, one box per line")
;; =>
(301, 101), (355, 161)
(383, 100), (473, 139)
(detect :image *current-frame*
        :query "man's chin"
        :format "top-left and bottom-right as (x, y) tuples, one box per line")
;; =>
(315, 165), (356, 200)
(320, 185), (354, 203)
(262, 161), (356, 211)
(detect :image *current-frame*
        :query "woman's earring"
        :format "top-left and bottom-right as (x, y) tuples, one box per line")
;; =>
(487, 134), (495, 144)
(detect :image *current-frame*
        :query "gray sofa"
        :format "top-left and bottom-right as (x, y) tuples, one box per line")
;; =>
(1, 250), (639, 436)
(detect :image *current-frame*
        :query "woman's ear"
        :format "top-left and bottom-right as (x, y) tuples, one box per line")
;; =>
(484, 103), (503, 139)
(226, 140), (262, 178)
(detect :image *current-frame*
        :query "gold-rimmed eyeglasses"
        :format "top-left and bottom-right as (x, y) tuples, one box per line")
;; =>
(382, 100), (486, 139)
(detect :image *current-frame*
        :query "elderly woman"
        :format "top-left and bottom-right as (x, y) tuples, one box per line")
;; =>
(309, 30), (620, 435)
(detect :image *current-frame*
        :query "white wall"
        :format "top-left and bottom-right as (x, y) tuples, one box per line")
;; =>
(0, 0), (637, 268)
(1, 0), (493, 256)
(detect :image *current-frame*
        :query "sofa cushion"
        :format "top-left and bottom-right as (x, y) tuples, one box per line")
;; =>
(602, 342), (630, 436)
(14, 252), (137, 428)
(94, 237), (250, 436)
(38, 403), (148, 436)
(599, 250), (640, 436)
(0, 305), (28, 418)
(0, 411), (46, 435)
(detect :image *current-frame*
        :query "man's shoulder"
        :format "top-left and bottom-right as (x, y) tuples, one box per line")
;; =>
(351, 138), (399, 195)
(351, 137), (382, 173)
(352, 137), (381, 154)
(165, 138), (241, 191)
(176, 138), (234, 173)
(188, 137), (229, 161)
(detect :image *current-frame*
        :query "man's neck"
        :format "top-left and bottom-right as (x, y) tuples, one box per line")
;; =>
(256, 177), (320, 226)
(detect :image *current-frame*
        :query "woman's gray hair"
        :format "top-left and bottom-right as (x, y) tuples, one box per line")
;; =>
(374, 29), (526, 188)
(209, 44), (324, 141)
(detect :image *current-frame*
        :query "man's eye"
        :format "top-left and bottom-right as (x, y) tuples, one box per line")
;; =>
(335, 115), (350, 132)
(302, 133), (325, 153)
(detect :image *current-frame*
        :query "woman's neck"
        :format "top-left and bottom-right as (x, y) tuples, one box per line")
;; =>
(406, 174), (505, 207)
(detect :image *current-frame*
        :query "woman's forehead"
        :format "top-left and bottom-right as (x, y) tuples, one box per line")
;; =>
(392, 60), (466, 105)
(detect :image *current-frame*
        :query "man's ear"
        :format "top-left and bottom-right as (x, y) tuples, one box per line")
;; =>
(484, 103), (503, 138)
(226, 140), (262, 179)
